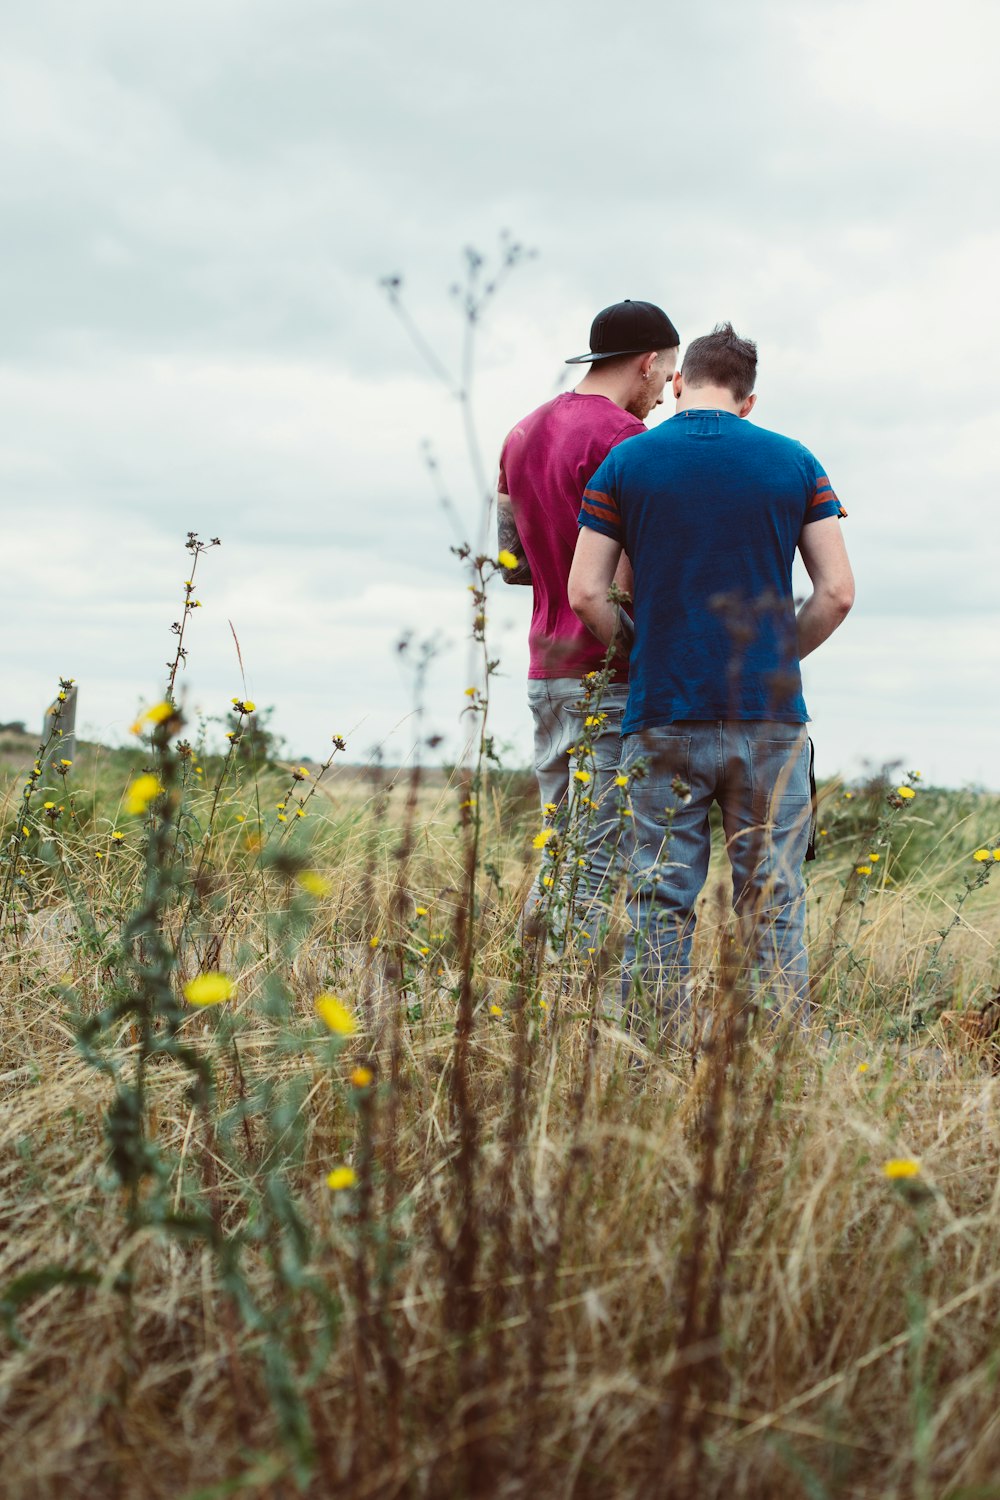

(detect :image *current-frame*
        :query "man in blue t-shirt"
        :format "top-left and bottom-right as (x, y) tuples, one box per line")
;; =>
(568, 322), (854, 1036)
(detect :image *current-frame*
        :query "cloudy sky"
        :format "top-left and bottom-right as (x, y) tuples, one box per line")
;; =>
(2, 0), (998, 788)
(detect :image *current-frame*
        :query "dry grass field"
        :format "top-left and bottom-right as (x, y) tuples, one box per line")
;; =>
(2, 669), (1000, 1500)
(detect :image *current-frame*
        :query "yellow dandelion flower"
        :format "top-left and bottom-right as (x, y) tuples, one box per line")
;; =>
(614, 775), (629, 788)
(882, 1158), (921, 1179)
(235, 814), (246, 824)
(819, 828), (828, 837)
(326, 1166), (356, 1191)
(21, 825), (29, 836)
(111, 832), (124, 842)
(538, 998), (548, 1010)
(464, 686), (476, 698)
(43, 801), (56, 810)
(369, 934), (380, 948)
(243, 700), (256, 712)
(59, 758), (72, 767)
(857, 1062), (869, 1073)
(418, 946), (430, 955)
(544, 802), (557, 815)
(497, 549), (518, 569)
(993, 850), (1000, 861)
(297, 766), (310, 778)
(489, 1004), (503, 1017)
(541, 875), (554, 888)
(184, 972), (236, 1007)
(586, 947), (595, 955)
(415, 906), (428, 916)
(95, 852), (104, 860)
(533, 828), (554, 849)
(577, 858), (586, 867)
(315, 995), (356, 1035)
(351, 1066), (374, 1088)
(573, 769), (591, 784)
(868, 853), (880, 862)
(296, 808), (305, 818)
(896, 786), (916, 799)
(277, 814), (287, 823)
(856, 865), (872, 876)
(297, 870), (332, 897)
(973, 849), (991, 862)
(124, 774), (163, 816)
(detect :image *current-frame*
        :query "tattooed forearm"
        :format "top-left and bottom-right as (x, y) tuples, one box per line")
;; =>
(498, 499), (533, 585)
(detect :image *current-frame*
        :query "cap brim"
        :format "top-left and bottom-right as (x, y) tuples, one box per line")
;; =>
(564, 347), (652, 365)
(563, 346), (671, 367)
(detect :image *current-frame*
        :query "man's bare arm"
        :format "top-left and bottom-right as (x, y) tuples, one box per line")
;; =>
(568, 528), (632, 650)
(796, 516), (855, 659)
(497, 495), (532, 586)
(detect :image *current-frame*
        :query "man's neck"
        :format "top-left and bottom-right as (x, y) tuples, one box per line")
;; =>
(573, 369), (633, 410)
(675, 383), (744, 415)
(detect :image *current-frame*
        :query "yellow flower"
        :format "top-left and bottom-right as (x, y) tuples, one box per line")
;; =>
(244, 700), (256, 712)
(868, 853), (880, 862)
(44, 801), (56, 810)
(973, 849), (991, 862)
(369, 934), (380, 948)
(418, 946), (430, 956)
(296, 808), (305, 818)
(59, 758), (72, 767)
(184, 972), (236, 1007)
(819, 828), (828, 837)
(415, 906), (428, 916)
(533, 828), (554, 849)
(296, 766), (310, 778)
(883, 1158), (921, 1179)
(993, 850), (1000, 861)
(125, 774), (163, 816)
(489, 1004), (503, 1017)
(541, 875), (553, 888)
(573, 769), (591, 784)
(856, 865), (871, 876)
(277, 814), (287, 823)
(544, 802), (557, 815)
(614, 775), (629, 788)
(896, 786), (916, 799)
(464, 686), (476, 698)
(145, 701), (175, 724)
(111, 832), (124, 842)
(538, 998), (548, 1010)
(497, 549), (518, 569)
(351, 1066), (374, 1088)
(21, 826), (29, 836)
(315, 995), (356, 1035)
(297, 870), (332, 897)
(857, 1062), (869, 1073)
(326, 1166), (356, 1191)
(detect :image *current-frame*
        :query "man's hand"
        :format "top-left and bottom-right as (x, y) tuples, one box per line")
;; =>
(497, 495), (532, 585)
(796, 516), (855, 659)
(568, 528), (629, 649)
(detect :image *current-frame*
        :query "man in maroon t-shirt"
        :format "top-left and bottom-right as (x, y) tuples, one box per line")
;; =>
(497, 299), (680, 925)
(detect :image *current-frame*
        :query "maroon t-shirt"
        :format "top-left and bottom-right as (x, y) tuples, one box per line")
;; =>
(498, 393), (644, 680)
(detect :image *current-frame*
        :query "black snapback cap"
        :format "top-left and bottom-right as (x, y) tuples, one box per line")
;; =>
(565, 299), (681, 365)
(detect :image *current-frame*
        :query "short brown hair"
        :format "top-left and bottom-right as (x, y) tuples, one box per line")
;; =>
(681, 323), (757, 402)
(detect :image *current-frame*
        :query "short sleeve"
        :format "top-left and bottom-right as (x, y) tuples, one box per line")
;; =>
(803, 451), (847, 523)
(578, 452), (623, 541)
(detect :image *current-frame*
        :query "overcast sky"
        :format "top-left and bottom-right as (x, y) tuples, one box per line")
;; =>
(2, 0), (998, 789)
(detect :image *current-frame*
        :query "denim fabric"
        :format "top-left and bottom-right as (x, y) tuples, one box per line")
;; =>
(525, 678), (631, 935)
(621, 720), (812, 1035)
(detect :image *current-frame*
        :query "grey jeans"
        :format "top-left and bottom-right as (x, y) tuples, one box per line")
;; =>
(525, 677), (632, 939)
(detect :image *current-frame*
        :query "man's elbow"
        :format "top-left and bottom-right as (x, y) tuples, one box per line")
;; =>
(567, 577), (596, 623)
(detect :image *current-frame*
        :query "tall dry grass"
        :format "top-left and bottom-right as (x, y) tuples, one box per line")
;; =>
(2, 725), (999, 1499)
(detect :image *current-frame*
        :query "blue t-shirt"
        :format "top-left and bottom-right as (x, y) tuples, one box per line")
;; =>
(578, 410), (846, 733)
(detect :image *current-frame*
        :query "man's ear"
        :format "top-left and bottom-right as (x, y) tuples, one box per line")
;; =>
(672, 370), (684, 399)
(739, 392), (757, 418)
(639, 351), (658, 380)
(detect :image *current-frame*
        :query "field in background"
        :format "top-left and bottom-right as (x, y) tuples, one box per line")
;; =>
(1, 698), (999, 1500)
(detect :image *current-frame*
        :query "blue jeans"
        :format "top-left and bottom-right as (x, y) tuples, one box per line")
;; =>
(621, 721), (812, 1034)
(525, 678), (632, 940)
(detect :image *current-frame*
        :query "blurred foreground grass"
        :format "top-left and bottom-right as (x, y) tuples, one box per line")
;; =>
(1, 719), (999, 1500)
